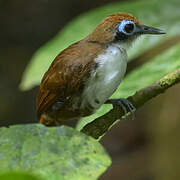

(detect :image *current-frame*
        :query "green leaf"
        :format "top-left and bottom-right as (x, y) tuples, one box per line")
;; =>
(0, 171), (41, 180)
(0, 124), (111, 180)
(19, 0), (180, 90)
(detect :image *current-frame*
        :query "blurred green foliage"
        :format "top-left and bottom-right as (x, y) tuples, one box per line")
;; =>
(0, 124), (111, 180)
(3, 0), (180, 178)
(19, 0), (180, 129)
(20, 0), (180, 91)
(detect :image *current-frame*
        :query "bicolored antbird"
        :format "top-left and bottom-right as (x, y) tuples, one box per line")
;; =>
(36, 12), (165, 126)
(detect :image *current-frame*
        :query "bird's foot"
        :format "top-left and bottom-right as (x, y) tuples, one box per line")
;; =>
(105, 98), (135, 119)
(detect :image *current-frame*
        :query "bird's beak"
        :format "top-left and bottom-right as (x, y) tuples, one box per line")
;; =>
(136, 24), (166, 35)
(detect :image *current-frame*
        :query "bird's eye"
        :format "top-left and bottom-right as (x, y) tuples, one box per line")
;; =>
(118, 20), (135, 35)
(124, 23), (134, 33)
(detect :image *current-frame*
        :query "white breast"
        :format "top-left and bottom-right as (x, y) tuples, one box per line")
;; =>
(79, 44), (128, 111)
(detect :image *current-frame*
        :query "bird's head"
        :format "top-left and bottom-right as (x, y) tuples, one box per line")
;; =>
(87, 12), (165, 47)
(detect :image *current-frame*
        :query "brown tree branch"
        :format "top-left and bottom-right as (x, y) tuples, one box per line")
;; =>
(81, 68), (180, 139)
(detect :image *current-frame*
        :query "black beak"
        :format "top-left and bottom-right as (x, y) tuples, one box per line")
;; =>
(137, 25), (166, 35)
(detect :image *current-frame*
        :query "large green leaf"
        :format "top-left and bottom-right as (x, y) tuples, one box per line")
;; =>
(0, 124), (111, 180)
(20, 0), (180, 90)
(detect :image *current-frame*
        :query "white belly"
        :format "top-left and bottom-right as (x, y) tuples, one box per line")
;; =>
(80, 44), (127, 111)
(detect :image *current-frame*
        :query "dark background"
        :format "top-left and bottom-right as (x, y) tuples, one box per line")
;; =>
(1, 0), (180, 179)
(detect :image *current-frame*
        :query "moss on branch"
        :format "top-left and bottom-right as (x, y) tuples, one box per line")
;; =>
(81, 68), (180, 139)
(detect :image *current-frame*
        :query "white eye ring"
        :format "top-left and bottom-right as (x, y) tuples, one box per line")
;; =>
(118, 20), (135, 35)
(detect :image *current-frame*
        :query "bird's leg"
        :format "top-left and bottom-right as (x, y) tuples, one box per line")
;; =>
(105, 98), (135, 119)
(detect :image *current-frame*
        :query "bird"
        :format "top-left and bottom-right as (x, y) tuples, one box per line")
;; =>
(36, 12), (165, 126)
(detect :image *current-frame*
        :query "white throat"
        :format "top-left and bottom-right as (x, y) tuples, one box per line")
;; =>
(78, 43), (128, 111)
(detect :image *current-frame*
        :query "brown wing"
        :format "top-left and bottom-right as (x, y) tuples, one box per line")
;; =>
(36, 41), (104, 119)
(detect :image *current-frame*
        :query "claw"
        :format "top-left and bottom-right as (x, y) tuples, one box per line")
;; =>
(105, 98), (136, 119)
